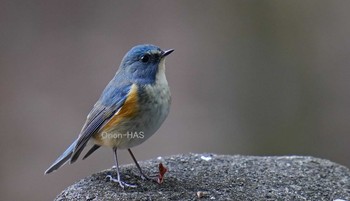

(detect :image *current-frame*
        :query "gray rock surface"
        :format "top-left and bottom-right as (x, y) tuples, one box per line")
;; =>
(55, 153), (350, 201)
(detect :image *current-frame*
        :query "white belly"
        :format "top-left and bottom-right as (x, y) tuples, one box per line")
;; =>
(121, 80), (171, 148)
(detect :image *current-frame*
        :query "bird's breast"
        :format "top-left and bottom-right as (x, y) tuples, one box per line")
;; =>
(93, 75), (171, 148)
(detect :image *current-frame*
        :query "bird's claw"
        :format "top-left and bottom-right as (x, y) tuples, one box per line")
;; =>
(106, 175), (137, 188)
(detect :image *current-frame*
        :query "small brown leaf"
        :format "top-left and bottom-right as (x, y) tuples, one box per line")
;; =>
(157, 163), (167, 184)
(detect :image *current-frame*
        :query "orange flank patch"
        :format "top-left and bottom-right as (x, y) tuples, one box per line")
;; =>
(100, 84), (139, 132)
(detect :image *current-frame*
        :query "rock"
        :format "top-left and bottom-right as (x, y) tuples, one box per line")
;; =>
(55, 153), (350, 200)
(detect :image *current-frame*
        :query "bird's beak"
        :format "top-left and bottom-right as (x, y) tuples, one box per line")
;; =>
(161, 49), (174, 58)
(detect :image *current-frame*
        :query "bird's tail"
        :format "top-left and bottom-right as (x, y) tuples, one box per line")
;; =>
(44, 139), (78, 174)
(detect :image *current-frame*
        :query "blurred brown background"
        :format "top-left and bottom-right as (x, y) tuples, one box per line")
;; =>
(1, 1), (350, 200)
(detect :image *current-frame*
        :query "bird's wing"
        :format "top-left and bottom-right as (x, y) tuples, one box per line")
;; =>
(70, 81), (132, 163)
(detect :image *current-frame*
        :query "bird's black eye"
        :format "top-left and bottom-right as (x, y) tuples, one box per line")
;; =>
(140, 54), (150, 63)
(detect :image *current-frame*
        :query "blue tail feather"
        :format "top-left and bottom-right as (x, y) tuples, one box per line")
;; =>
(44, 139), (78, 174)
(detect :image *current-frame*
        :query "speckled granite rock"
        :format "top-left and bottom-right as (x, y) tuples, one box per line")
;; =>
(55, 153), (350, 201)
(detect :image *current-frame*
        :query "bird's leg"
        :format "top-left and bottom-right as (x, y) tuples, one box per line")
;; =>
(128, 149), (157, 181)
(106, 148), (137, 188)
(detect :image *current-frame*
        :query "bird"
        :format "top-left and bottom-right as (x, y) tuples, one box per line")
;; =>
(45, 44), (173, 188)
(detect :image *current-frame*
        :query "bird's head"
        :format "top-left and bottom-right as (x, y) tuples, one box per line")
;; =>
(118, 44), (174, 84)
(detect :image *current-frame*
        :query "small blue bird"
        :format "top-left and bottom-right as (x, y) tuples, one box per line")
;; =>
(45, 44), (173, 188)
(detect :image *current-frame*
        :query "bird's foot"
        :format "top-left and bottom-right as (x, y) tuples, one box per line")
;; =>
(139, 173), (160, 183)
(106, 175), (137, 188)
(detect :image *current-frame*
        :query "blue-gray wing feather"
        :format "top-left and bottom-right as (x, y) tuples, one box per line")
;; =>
(70, 80), (132, 162)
